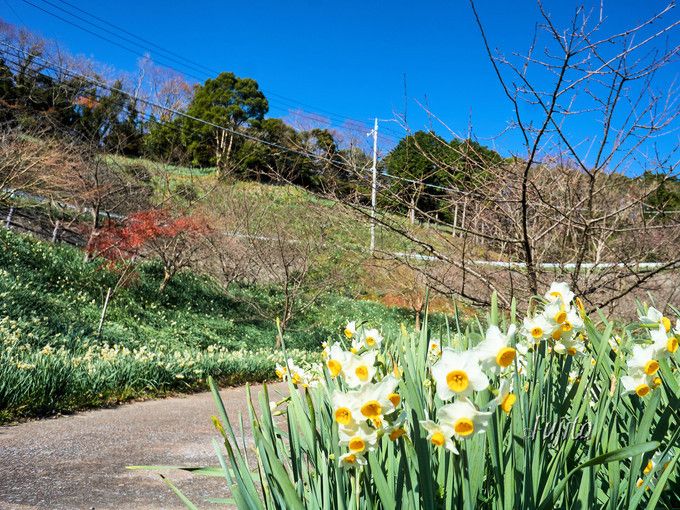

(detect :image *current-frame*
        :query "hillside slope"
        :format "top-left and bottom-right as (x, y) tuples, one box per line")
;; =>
(0, 229), (441, 422)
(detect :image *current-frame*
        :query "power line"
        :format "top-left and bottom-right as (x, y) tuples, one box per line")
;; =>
(22, 0), (404, 141)
(48, 0), (217, 77)
(1, 41), (483, 198)
(0, 42), (366, 173)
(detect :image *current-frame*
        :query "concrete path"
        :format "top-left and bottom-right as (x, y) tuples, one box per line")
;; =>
(0, 383), (287, 510)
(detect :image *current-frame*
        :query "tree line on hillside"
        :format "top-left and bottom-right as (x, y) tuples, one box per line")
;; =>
(0, 21), (517, 221)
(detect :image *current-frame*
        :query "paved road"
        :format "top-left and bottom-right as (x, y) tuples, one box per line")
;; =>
(0, 383), (287, 510)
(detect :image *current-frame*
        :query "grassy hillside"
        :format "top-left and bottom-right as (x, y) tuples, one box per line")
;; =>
(105, 154), (460, 256)
(0, 229), (451, 422)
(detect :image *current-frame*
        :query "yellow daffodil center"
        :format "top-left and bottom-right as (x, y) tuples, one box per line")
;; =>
(661, 317), (671, 332)
(344, 328), (353, 338)
(388, 393), (401, 407)
(550, 291), (562, 300)
(562, 321), (573, 332)
(360, 400), (382, 419)
(335, 407), (352, 426)
(372, 417), (383, 428)
(389, 428), (406, 441)
(644, 360), (659, 375)
(554, 310), (567, 324)
(501, 393), (516, 414)
(636, 478), (644, 488)
(635, 384), (651, 397)
(446, 370), (469, 393)
(327, 359), (342, 377)
(355, 365), (369, 381)
(496, 347), (516, 368)
(667, 337), (678, 353)
(365, 336), (376, 347)
(454, 418), (475, 437)
(531, 326), (544, 339)
(291, 372), (302, 385)
(348, 437), (365, 453)
(567, 347), (577, 356)
(551, 329), (562, 340)
(350, 347), (358, 354)
(430, 431), (445, 447)
(643, 460), (654, 475)
(275, 368), (285, 379)
(344, 454), (356, 464)
(652, 376), (662, 387)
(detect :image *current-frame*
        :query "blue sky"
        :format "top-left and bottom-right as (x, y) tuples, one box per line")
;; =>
(2, 0), (679, 163)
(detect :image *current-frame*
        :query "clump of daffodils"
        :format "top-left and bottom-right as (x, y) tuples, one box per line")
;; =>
(275, 358), (323, 388)
(326, 322), (403, 468)
(620, 306), (678, 397)
(520, 282), (586, 356)
(275, 283), (678, 471)
(326, 313), (521, 466)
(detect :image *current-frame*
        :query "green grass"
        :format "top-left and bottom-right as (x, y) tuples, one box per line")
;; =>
(0, 228), (447, 422)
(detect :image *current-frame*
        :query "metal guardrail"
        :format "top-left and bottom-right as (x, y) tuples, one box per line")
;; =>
(2, 189), (674, 272)
(392, 252), (670, 272)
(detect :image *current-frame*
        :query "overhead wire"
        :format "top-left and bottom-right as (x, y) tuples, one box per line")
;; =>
(1, 41), (480, 198)
(22, 0), (404, 142)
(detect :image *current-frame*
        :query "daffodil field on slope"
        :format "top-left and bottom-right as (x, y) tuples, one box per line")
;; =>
(182, 283), (679, 510)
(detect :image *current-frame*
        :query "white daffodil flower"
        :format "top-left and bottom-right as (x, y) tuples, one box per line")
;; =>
(636, 448), (677, 489)
(276, 358), (310, 386)
(332, 391), (360, 429)
(344, 321), (357, 339)
(521, 315), (552, 344)
(386, 424), (408, 441)
(544, 282), (575, 306)
(650, 324), (678, 359)
(338, 422), (378, 455)
(360, 328), (383, 349)
(420, 420), (458, 453)
(544, 300), (570, 328)
(474, 324), (517, 373)
(553, 334), (586, 356)
(431, 348), (489, 400)
(640, 306), (672, 333)
(338, 451), (367, 469)
(644, 449), (676, 477)
(486, 379), (517, 415)
(627, 344), (661, 377)
(438, 398), (492, 440)
(385, 412), (409, 441)
(350, 376), (400, 427)
(326, 342), (351, 378)
(621, 371), (659, 397)
(275, 362), (287, 381)
(344, 350), (377, 388)
(428, 338), (442, 358)
(350, 337), (363, 354)
(563, 307), (584, 332)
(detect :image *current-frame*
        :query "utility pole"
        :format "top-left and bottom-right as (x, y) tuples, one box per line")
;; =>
(369, 117), (378, 254)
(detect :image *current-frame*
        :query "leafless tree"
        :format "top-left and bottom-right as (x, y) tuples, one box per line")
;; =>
(335, 2), (680, 315)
